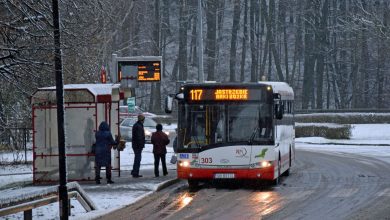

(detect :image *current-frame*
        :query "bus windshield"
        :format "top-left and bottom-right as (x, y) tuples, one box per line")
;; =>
(179, 102), (273, 149)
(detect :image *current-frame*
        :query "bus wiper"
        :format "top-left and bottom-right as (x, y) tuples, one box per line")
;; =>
(193, 135), (201, 149)
(248, 127), (259, 144)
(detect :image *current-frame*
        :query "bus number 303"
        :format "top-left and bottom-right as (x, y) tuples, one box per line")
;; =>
(200, 157), (213, 163)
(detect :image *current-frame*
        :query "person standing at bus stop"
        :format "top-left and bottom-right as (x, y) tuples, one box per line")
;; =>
(151, 124), (170, 177)
(95, 121), (119, 184)
(131, 114), (145, 178)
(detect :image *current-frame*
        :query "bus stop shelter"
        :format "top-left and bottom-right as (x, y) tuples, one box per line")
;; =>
(31, 84), (121, 184)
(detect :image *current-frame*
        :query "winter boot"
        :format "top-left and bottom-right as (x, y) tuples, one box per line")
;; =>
(107, 179), (114, 184)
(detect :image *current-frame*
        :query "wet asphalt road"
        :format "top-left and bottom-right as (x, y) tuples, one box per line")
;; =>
(96, 150), (390, 220)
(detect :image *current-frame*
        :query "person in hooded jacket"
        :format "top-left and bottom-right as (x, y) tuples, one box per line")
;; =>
(95, 121), (118, 184)
(151, 124), (170, 177)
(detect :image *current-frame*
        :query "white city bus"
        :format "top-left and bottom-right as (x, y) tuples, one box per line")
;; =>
(166, 82), (294, 188)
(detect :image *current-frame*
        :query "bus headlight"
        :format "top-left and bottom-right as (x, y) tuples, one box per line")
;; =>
(179, 160), (190, 167)
(145, 129), (152, 136)
(261, 161), (271, 168)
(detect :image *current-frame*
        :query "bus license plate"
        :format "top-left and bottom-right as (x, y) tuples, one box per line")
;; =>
(214, 173), (235, 179)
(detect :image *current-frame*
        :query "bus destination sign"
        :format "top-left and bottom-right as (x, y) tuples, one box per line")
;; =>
(188, 88), (259, 102)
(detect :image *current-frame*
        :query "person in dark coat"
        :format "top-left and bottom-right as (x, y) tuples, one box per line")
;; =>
(95, 121), (118, 184)
(131, 114), (145, 178)
(151, 124), (170, 177)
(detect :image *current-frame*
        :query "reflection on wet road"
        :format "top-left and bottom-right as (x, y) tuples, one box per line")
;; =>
(251, 191), (282, 216)
(178, 192), (194, 209)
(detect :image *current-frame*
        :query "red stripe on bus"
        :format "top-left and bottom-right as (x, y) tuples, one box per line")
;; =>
(177, 166), (275, 180)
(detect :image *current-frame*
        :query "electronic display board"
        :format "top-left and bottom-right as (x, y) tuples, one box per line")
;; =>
(118, 61), (161, 82)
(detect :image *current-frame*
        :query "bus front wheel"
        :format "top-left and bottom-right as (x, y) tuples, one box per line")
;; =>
(188, 179), (199, 190)
(283, 148), (292, 177)
(272, 158), (281, 185)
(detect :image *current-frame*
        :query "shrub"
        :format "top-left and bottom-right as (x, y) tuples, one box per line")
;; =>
(295, 123), (351, 139)
(295, 113), (390, 124)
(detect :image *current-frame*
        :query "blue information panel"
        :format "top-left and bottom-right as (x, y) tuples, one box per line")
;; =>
(127, 97), (135, 112)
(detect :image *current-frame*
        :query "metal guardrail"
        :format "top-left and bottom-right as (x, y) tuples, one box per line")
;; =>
(0, 182), (96, 219)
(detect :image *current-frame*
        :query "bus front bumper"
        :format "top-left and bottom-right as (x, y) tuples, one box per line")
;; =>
(177, 166), (275, 180)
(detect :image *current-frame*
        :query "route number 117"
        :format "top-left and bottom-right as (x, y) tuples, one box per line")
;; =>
(190, 89), (203, 100)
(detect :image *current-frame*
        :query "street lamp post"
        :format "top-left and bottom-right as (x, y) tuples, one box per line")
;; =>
(52, 0), (69, 219)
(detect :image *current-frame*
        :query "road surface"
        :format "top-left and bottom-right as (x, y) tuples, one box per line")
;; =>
(97, 150), (390, 220)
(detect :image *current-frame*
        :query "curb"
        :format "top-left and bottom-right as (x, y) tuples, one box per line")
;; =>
(90, 177), (180, 219)
(156, 178), (180, 191)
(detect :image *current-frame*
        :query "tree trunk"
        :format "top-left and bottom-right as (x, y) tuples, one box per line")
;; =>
(215, 1), (225, 82)
(315, 0), (329, 109)
(206, 0), (218, 81)
(240, 0), (248, 82)
(260, 0), (270, 80)
(161, 0), (169, 79)
(178, 0), (189, 81)
(376, 1), (387, 108)
(229, 0), (241, 82)
(291, 0), (303, 89)
(281, 0), (289, 84)
(151, 0), (161, 112)
(250, 0), (257, 82)
(190, 17), (198, 66)
(302, 0), (315, 109)
(351, 34), (360, 108)
(188, 0), (198, 66)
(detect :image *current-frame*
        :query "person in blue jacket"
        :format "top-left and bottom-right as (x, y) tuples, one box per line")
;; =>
(95, 121), (118, 184)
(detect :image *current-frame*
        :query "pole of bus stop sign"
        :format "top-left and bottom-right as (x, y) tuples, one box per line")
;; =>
(52, 0), (69, 219)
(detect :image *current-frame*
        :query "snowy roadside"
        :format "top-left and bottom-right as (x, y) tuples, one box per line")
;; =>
(296, 124), (390, 164)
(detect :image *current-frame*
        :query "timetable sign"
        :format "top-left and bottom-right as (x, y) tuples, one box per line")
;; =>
(118, 60), (161, 82)
(137, 62), (161, 82)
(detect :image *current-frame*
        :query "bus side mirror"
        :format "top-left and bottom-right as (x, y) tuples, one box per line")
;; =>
(165, 95), (173, 114)
(275, 103), (284, 120)
(165, 93), (184, 114)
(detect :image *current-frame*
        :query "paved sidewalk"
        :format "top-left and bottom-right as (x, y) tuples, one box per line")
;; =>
(79, 166), (178, 190)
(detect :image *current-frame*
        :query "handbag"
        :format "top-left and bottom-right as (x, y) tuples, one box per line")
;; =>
(170, 154), (177, 164)
(117, 139), (126, 151)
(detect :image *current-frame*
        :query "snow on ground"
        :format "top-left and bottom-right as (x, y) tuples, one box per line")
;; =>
(1, 123), (390, 219)
(296, 124), (390, 164)
(0, 165), (32, 189)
